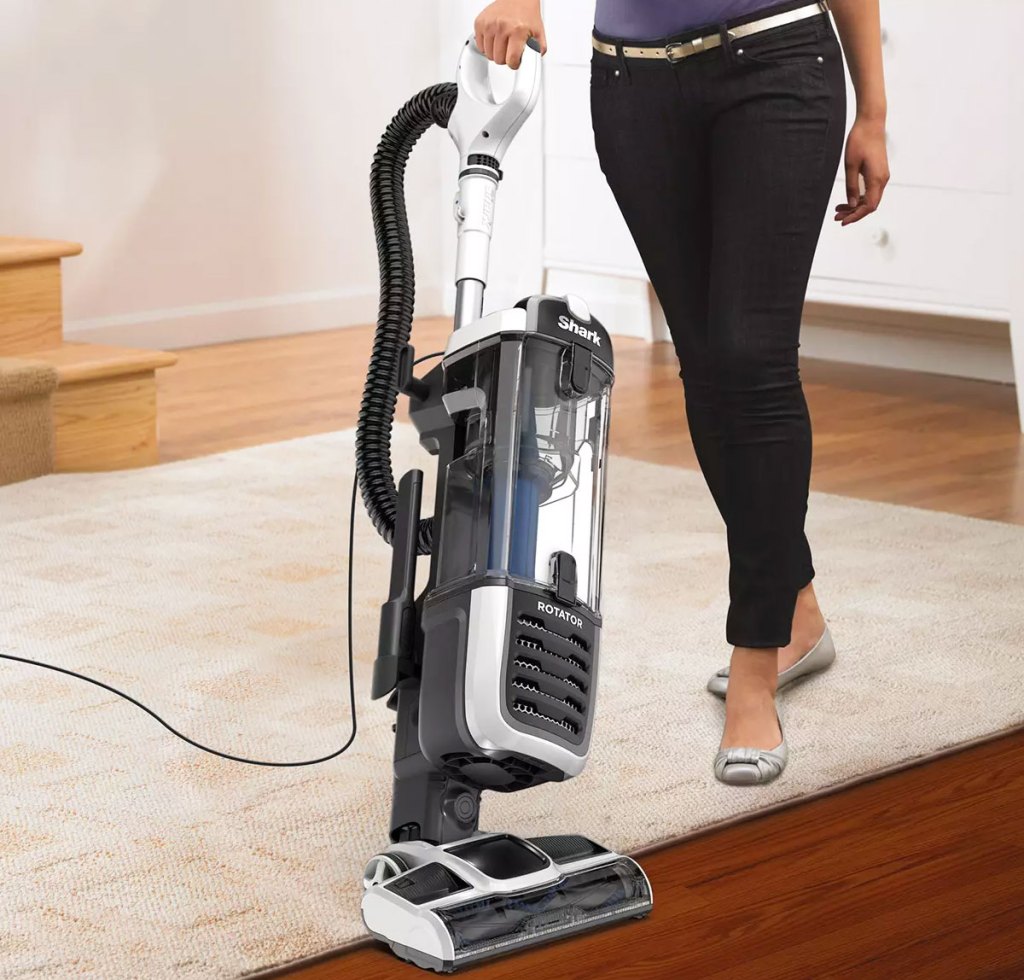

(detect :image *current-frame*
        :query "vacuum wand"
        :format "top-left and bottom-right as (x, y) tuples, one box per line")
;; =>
(448, 37), (542, 329)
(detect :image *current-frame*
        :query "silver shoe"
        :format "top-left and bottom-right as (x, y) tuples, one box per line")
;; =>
(706, 626), (836, 700)
(714, 708), (787, 786)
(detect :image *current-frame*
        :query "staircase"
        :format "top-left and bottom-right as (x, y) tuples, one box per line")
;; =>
(0, 237), (177, 478)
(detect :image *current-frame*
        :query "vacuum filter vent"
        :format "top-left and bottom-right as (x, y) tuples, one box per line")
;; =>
(505, 603), (595, 746)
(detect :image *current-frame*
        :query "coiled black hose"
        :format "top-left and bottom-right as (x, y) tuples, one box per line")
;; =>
(358, 83), (457, 555)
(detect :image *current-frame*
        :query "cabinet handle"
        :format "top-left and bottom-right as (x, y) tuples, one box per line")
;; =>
(871, 228), (891, 248)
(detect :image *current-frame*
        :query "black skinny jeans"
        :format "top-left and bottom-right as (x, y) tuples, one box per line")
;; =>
(591, 8), (845, 648)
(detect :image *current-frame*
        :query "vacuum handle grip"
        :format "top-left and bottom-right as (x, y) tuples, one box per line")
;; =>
(448, 35), (543, 168)
(458, 36), (542, 112)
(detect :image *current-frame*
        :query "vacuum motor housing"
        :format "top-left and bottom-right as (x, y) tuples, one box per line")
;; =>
(411, 294), (614, 794)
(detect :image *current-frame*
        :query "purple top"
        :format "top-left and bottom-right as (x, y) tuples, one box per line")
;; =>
(595, 0), (780, 40)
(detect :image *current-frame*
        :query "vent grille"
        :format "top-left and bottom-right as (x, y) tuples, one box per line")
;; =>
(440, 752), (548, 792)
(512, 655), (585, 693)
(512, 700), (580, 736)
(514, 635), (587, 674)
(518, 613), (590, 651)
(506, 593), (598, 747)
(511, 677), (584, 715)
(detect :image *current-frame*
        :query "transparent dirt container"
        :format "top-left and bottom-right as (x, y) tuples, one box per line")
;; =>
(436, 332), (613, 613)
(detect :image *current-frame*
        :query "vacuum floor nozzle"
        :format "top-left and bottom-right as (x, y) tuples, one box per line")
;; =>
(361, 833), (652, 973)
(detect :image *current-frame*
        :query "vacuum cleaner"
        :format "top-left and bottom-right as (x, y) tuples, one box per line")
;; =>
(356, 36), (653, 972)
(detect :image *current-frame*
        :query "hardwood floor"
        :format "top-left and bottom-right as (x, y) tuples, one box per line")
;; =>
(157, 324), (1024, 979)
(160, 319), (1024, 523)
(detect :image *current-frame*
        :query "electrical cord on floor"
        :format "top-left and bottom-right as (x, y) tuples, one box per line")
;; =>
(0, 350), (447, 766)
(0, 476), (361, 768)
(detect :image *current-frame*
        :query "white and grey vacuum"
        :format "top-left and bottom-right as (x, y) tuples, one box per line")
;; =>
(356, 37), (652, 972)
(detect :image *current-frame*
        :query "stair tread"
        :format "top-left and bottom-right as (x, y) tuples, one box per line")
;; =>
(30, 342), (177, 384)
(0, 236), (83, 267)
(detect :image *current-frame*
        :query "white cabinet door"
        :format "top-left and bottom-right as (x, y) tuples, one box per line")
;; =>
(866, 0), (1011, 194)
(811, 180), (1010, 314)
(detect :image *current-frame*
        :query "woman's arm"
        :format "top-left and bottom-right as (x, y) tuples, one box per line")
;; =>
(474, 0), (546, 69)
(830, 0), (890, 226)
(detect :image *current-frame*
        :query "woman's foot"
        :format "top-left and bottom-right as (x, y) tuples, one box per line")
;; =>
(719, 647), (781, 750)
(779, 582), (827, 672)
(706, 583), (834, 699)
(715, 647), (788, 785)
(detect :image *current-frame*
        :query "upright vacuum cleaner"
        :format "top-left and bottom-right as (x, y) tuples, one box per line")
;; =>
(356, 36), (653, 972)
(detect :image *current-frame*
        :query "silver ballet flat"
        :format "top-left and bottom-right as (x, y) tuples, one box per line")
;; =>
(706, 626), (836, 700)
(714, 709), (787, 786)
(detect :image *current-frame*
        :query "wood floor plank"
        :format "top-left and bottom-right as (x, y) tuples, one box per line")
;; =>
(154, 323), (1024, 979)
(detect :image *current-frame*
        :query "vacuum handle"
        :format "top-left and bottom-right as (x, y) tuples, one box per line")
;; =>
(447, 35), (543, 169)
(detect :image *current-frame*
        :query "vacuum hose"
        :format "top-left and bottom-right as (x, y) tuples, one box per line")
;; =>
(358, 83), (458, 555)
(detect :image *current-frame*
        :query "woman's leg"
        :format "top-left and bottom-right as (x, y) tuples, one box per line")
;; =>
(590, 57), (713, 363)
(694, 72), (844, 648)
(702, 25), (846, 747)
(591, 22), (844, 753)
(591, 58), (750, 551)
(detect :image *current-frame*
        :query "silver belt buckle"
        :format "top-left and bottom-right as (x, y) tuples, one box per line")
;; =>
(666, 35), (704, 62)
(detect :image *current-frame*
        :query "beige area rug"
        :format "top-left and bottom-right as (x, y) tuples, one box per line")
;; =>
(2, 425), (1023, 979)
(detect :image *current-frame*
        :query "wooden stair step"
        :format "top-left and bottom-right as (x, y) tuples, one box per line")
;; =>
(0, 236), (83, 267)
(0, 236), (82, 356)
(28, 342), (178, 472)
(32, 342), (178, 384)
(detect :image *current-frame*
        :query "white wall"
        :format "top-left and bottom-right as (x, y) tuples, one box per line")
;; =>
(0, 0), (449, 348)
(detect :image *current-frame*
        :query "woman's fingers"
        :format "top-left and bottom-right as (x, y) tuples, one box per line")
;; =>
(478, 25), (494, 61)
(864, 172), (888, 212)
(844, 156), (861, 210)
(506, 30), (528, 68)
(534, 22), (548, 55)
(836, 169), (888, 225)
(838, 118), (890, 226)
(492, 30), (512, 66)
(473, 21), (519, 66)
(842, 201), (872, 226)
(474, 2), (546, 66)
(474, 12), (494, 59)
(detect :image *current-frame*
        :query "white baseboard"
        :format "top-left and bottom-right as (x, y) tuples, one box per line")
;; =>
(65, 279), (1014, 389)
(800, 302), (1015, 384)
(542, 267), (1015, 386)
(64, 286), (443, 350)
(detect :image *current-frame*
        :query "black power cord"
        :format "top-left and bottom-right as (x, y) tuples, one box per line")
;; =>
(1, 69), (455, 766)
(0, 352), (447, 767)
(0, 476), (361, 768)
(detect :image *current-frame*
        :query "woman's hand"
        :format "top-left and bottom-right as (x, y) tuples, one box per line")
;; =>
(834, 117), (890, 226)
(829, 0), (889, 226)
(474, 0), (547, 69)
